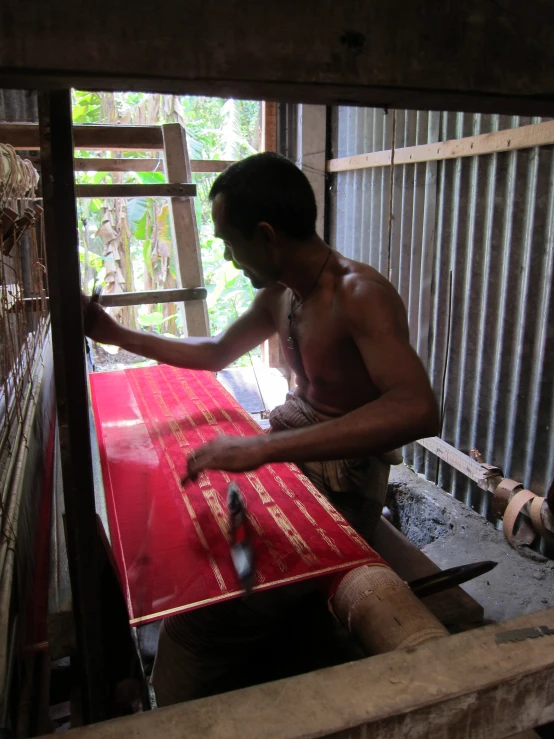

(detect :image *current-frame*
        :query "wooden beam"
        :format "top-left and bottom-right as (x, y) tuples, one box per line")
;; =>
(51, 608), (554, 739)
(327, 120), (554, 173)
(98, 287), (206, 307)
(75, 183), (196, 198)
(162, 123), (209, 337)
(39, 90), (108, 723)
(4, 1), (554, 117)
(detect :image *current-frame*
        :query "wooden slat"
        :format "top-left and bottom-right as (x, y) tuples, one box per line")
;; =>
(74, 158), (163, 172)
(75, 158), (234, 173)
(50, 608), (554, 739)
(327, 120), (554, 173)
(98, 287), (206, 307)
(162, 123), (209, 337)
(75, 183), (196, 198)
(191, 160), (234, 173)
(0, 123), (163, 151)
(417, 437), (502, 492)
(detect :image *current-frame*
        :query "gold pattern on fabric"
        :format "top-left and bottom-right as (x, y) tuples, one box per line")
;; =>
(266, 504), (319, 566)
(128, 373), (228, 593)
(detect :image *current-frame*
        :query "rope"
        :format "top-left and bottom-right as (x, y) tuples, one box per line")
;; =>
(0, 145), (39, 209)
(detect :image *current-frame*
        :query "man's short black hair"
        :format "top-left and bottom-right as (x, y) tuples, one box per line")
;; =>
(209, 152), (317, 240)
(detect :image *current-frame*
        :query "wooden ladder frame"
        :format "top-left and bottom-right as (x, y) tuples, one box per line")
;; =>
(72, 122), (210, 337)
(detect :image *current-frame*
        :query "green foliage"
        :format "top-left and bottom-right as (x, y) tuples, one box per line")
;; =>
(72, 91), (261, 359)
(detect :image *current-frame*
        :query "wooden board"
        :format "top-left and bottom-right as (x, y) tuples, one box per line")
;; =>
(98, 288), (207, 307)
(162, 123), (209, 337)
(3, 1), (554, 117)
(417, 437), (502, 493)
(73, 158), (234, 173)
(327, 120), (554, 172)
(0, 123), (163, 151)
(48, 608), (554, 739)
(75, 183), (196, 198)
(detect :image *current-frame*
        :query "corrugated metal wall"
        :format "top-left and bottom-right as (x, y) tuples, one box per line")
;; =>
(330, 108), (554, 518)
(0, 89), (38, 122)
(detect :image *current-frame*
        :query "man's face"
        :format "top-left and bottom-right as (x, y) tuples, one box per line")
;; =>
(211, 194), (281, 290)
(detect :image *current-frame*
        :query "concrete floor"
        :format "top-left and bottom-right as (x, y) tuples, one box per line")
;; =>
(388, 465), (554, 623)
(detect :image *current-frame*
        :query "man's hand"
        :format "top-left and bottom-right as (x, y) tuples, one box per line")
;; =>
(185, 435), (270, 481)
(81, 292), (123, 345)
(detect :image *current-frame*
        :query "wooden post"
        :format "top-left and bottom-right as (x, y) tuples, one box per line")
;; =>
(162, 123), (209, 337)
(39, 90), (108, 723)
(260, 102), (289, 378)
(297, 104), (327, 238)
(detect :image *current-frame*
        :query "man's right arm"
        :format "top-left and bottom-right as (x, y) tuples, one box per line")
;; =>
(82, 291), (276, 372)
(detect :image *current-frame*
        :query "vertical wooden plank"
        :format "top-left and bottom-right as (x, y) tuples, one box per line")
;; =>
(261, 101), (277, 152)
(39, 90), (108, 723)
(162, 123), (209, 337)
(298, 104), (327, 238)
(261, 102), (287, 375)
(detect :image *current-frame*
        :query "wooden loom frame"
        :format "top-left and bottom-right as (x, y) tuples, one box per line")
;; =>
(2, 1), (554, 733)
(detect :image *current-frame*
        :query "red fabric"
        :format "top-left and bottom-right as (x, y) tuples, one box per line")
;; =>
(90, 365), (385, 625)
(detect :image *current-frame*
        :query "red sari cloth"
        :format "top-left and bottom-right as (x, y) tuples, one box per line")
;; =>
(90, 365), (385, 625)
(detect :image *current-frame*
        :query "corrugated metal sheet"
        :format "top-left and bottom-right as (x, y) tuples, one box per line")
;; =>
(0, 89), (38, 122)
(330, 107), (554, 521)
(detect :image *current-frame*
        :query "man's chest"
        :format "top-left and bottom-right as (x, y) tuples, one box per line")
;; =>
(273, 293), (358, 381)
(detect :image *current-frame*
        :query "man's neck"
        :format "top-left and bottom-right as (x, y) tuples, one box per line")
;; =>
(278, 236), (332, 300)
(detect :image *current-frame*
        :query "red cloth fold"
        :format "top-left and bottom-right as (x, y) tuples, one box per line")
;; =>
(90, 365), (385, 625)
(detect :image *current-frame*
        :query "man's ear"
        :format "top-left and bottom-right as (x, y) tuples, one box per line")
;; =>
(257, 221), (277, 245)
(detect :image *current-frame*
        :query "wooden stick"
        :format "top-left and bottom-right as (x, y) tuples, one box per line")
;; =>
(56, 608), (554, 739)
(75, 183), (196, 198)
(327, 120), (554, 173)
(98, 288), (206, 307)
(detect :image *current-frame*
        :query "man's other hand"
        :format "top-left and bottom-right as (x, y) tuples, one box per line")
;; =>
(184, 435), (269, 482)
(81, 291), (122, 345)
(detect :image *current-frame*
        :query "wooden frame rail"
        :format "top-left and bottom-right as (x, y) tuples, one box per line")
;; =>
(98, 288), (206, 307)
(73, 158), (233, 173)
(50, 608), (554, 739)
(327, 120), (554, 173)
(0, 124), (234, 175)
(1, 123), (163, 151)
(75, 183), (196, 198)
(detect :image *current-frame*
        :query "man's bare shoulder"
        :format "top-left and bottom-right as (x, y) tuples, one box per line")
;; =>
(334, 254), (408, 333)
(252, 283), (287, 309)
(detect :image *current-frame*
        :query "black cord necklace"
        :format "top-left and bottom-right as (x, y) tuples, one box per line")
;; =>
(287, 248), (332, 353)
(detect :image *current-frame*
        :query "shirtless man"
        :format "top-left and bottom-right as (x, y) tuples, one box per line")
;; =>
(83, 152), (439, 704)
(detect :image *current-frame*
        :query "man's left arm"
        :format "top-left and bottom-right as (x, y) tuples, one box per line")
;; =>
(187, 282), (439, 476)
